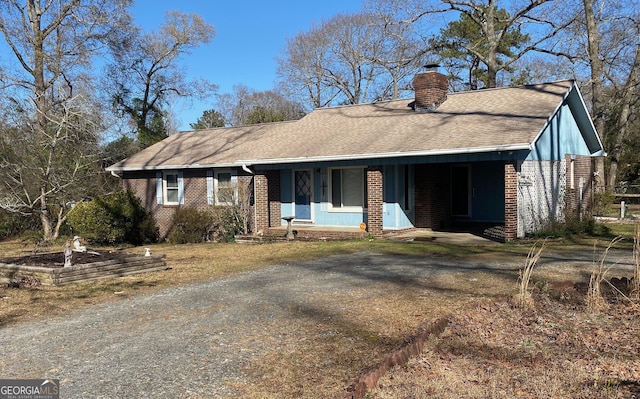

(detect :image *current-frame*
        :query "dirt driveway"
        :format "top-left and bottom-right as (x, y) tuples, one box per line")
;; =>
(0, 249), (634, 398)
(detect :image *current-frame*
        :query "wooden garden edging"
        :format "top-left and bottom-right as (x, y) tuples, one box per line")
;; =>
(0, 254), (167, 286)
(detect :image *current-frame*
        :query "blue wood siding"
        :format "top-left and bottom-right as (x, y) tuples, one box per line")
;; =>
(279, 161), (506, 228)
(469, 162), (505, 222)
(382, 165), (414, 229)
(527, 102), (591, 161)
(279, 166), (414, 229)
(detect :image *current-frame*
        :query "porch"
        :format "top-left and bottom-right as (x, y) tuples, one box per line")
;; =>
(258, 225), (500, 245)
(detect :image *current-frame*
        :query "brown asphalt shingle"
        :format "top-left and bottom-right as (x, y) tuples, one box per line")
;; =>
(107, 80), (573, 170)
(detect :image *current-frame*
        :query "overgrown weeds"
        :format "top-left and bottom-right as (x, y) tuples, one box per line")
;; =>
(586, 236), (624, 311)
(515, 240), (545, 309)
(632, 225), (640, 301)
(534, 214), (611, 239)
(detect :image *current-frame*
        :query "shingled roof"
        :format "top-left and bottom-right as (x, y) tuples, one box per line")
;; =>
(107, 80), (576, 171)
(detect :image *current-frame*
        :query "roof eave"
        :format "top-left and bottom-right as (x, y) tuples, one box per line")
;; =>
(105, 162), (239, 172)
(236, 144), (533, 166)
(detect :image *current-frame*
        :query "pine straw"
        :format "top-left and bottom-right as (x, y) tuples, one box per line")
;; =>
(228, 269), (517, 398)
(370, 291), (640, 398)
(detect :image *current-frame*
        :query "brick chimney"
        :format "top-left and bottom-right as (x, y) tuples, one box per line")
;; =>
(412, 69), (448, 112)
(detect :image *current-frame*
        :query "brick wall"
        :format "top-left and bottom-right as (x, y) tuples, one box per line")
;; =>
(267, 170), (282, 228)
(565, 155), (594, 217)
(123, 169), (254, 240)
(253, 172), (270, 232)
(414, 164), (451, 230)
(366, 166), (383, 237)
(504, 162), (518, 241)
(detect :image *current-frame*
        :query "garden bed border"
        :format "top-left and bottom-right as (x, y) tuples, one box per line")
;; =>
(0, 254), (167, 286)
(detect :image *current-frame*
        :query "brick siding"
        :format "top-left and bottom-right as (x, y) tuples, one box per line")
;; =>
(366, 166), (383, 237)
(123, 169), (253, 240)
(267, 170), (282, 228)
(564, 155), (594, 217)
(414, 164), (451, 230)
(504, 162), (518, 241)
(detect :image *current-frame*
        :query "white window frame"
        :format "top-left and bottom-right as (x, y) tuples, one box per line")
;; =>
(328, 167), (367, 212)
(164, 171), (181, 205)
(214, 169), (237, 206)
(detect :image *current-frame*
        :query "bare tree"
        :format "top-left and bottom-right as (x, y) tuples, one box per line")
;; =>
(108, 11), (216, 148)
(278, 11), (428, 108)
(216, 85), (305, 127)
(366, 6), (432, 100)
(0, 0), (131, 241)
(581, 0), (639, 189)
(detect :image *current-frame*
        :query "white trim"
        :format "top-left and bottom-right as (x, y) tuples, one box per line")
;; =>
(162, 170), (181, 206)
(235, 143), (532, 166)
(328, 166), (366, 212)
(106, 144), (532, 172)
(156, 172), (163, 205)
(206, 170), (214, 205)
(214, 169), (238, 206)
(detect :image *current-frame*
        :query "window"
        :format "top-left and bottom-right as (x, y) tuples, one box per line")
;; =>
(165, 172), (179, 204)
(207, 169), (237, 205)
(156, 171), (183, 205)
(399, 165), (412, 211)
(330, 167), (366, 210)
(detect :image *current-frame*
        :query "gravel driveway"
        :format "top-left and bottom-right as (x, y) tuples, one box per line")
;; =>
(0, 249), (634, 398)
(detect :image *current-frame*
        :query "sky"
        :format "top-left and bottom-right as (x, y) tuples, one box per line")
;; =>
(131, 0), (364, 130)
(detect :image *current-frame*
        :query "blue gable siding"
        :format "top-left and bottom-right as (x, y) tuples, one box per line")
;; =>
(527, 101), (592, 161)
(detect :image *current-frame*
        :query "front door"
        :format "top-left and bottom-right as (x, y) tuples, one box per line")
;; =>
(451, 165), (470, 217)
(294, 170), (312, 221)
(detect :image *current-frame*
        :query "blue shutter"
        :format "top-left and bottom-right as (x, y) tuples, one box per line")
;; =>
(177, 171), (184, 205)
(156, 172), (163, 205)
(206, 170), (214, 205)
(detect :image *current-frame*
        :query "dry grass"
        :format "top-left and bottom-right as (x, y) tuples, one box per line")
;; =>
(370, 298), (640, 399)
(0, 239), (365, 327)
(515, 241), (545, 309)
(2, 235), (638, 398)
(587, 237), (624, 312)
(369, 238), (640, 399)
(633, 226), (640, 300)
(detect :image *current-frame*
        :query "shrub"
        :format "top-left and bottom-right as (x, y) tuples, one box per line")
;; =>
(66, 190), (158, 245)
(167, 208), (213, 244)
(209, 206), (244, 243)
(592, 190), (616, 216)
(167, 206), (246, 244)
(0, 211), (40, 240)
(533, 213), (610, 239)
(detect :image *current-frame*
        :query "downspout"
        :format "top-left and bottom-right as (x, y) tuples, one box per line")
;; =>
(241, 164), (254, 175)
(110, 170), (123, 190)
(241, 164), (257, 236)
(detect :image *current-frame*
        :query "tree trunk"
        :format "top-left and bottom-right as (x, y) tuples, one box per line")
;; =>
(30, 2), (57, 240)
(583, 0), (607, 192)
(40, 188), (54, 241)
